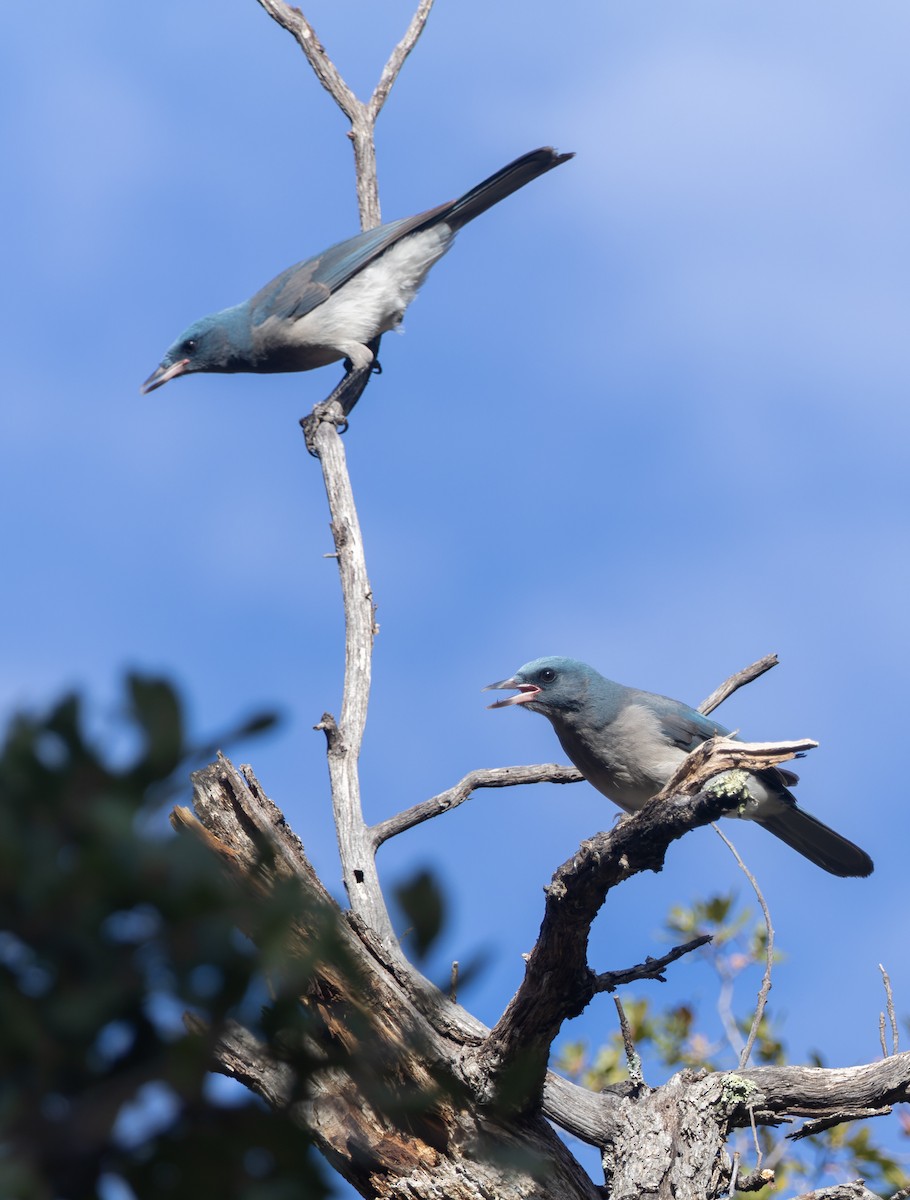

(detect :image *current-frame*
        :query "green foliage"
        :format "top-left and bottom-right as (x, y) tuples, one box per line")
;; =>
(556, 895), (909, 1196)
(0, 676), (331, 1200)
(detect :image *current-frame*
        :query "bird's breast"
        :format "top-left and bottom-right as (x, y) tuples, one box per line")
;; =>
(557, 703), (688, 813)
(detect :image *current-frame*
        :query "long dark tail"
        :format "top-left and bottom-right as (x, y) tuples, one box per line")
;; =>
(755, 806), (873, 877)
(444, 147), (574, 231)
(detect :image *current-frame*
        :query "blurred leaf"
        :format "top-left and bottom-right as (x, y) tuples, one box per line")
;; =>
(393, 868), (446, 961)
(127, 674), (185, 780)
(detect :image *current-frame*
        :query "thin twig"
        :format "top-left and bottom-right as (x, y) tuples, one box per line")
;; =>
(729, 1150), (740, 1195)
(369, 0), (436, 118)
(711, 824), (775, 1070)
(613, 995), (645, 1091)
(736, 1166), (776, 1192)
(254, 2), (359, 119)
(593, 935), (712, 993)
(789, 1108), (892, 1140)
(880, 964), (899, 1055)
(698, 653), (779, 717)
(256, 1), (435, 228)
(749, 1102), (763, 1169)
(699, 658), (778, 1069)
(371, 763), (583, 848)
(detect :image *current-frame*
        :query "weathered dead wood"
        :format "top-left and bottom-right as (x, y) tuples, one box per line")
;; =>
(736, 1056), (910, 1124)
(166, 4), (907, 1193)
(254, 0), (435, 228)
(177, 758), (603, 1200)
(791, 1185), (882, 1200)
(174, 754), (910, 1198)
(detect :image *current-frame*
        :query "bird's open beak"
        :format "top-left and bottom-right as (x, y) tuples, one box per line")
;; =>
(482, 678), (541, 709)
(141, 358), (190, 395)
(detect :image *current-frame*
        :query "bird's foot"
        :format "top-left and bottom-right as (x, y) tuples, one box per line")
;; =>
(301, 399), (349, 456)
(301, 335), (384, 455)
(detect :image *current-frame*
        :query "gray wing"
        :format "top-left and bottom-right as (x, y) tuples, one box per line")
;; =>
(248, 204), (452, 327)
(645, 695), (730, 753)
(652, 696), (802, 790)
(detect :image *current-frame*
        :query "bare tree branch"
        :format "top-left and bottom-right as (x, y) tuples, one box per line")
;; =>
(593, 934), (713, 993)
(735, 1166), (777, 1192)
(306, 421), (394, 939)
(660, 736), (816, 798)
(790, 1183), (881, 1200)
(256, 0), (435, 228)
(699, 653), (779, 716)
(174, 753), (910, 1196)
(736, 1053), (910, 1122)
(613, 995), (646, 1090)
(254, 2), (358, 117)
(371, 763), (583, 847)
(789, 1108), (892, 1139)
(370, 0), (437, 119)
(880, 963), (899, 1055)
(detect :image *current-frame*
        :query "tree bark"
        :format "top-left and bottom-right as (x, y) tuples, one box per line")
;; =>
(173, 754), (910, 1199)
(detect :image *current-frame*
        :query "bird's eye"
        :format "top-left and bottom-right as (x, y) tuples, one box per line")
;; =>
(184, 339), (198, 354)
(539, 668), (556, 683)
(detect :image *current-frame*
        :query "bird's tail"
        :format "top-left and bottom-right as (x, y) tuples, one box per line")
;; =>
(444, 147), (574, 231)
(755, 805), (873, 878)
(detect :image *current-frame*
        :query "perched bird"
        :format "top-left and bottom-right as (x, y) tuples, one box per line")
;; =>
(485, 656), (873, 878)
(141, 146), (573, 394)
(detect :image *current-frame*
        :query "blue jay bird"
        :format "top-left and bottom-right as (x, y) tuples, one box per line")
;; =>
(485, 656), (873, 878)
(141, 147), (573, 394)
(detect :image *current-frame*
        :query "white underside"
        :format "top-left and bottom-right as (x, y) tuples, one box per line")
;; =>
(259, 224), (454, 369)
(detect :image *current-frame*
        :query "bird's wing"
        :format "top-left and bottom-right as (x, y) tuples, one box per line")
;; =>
(652, 698), (800, 786)
(248, 204), (452, 326)
(646, 696), (730, 753)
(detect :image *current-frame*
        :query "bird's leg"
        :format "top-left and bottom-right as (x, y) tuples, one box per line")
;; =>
(336, 334), (383, 416)
(300, 336), (383, 455)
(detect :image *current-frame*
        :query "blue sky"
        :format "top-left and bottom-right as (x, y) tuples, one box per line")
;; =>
(3, 0), (909, 1187)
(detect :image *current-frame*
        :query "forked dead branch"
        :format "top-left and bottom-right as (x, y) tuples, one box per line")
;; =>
(169, 5), (909, 1198)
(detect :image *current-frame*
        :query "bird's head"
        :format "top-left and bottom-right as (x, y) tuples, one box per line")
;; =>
(141, 306), (251, 393)
(484, 656), (598, 717)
